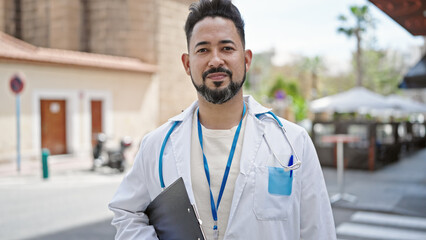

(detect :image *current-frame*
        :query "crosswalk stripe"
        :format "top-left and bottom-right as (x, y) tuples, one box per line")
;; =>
(351, 211), (426, 230)
(337, 222), (426, 240)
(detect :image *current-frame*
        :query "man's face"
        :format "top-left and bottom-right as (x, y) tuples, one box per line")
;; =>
(182, 17), (252, 104)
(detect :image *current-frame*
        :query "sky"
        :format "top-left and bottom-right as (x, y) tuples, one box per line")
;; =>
(233, 0), (425, 74)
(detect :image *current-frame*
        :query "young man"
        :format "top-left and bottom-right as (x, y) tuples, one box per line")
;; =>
(109, 0), (336, 239)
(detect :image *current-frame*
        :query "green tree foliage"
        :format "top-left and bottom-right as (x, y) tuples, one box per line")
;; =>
(337, 5), (375, 87)
(361, 49), (405, 95)
(316, 48), (405, 97)
(244, 50), (275, 96)
(298, 56), (325, 100)
(268, 75), (307, 121)
(319, 73), (354, 97)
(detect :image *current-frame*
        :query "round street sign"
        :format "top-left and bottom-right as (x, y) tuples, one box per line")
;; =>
(10, 74), (25, 94)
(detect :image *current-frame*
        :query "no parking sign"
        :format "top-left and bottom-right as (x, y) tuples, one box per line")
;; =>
(10, 74), (25, 94)
(10, 73), (25, 172)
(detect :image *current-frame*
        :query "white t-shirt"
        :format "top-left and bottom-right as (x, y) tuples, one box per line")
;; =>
(190, 109), (247, 240)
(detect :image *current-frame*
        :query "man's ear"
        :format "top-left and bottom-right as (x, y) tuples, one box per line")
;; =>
(244, 49), (253, 72)
(181, 53), (190, 76)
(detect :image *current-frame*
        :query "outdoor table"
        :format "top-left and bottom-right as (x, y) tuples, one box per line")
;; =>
(322, 134), (359, 203)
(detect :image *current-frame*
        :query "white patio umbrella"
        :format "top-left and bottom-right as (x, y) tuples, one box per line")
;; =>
(310, 87), (393, 113)
(386, 94), (426, 113)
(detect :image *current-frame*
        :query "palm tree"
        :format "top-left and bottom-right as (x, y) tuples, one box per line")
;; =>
(337, 5), (374, 87)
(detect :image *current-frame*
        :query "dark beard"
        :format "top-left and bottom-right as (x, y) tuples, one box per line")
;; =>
(191, 66), (246, 104)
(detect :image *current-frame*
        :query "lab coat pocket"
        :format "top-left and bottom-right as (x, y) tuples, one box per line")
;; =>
(268, 167), (292, 196)
(253, 166), (291, 221)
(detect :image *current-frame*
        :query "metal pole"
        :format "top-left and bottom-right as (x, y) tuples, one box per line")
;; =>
(42, 149), (49, 179)
(330, 136), (356, 204)
(336, 140), (344, 195)
(16, 94), (21, 172)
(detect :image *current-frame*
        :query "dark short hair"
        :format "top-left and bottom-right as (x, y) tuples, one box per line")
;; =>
(184, 0), (245, 49)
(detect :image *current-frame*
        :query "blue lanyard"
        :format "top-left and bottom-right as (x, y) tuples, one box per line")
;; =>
(197, 103), (246, 236)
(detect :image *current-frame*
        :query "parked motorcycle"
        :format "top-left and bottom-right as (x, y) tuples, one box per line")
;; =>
(92, 133), (132, 172)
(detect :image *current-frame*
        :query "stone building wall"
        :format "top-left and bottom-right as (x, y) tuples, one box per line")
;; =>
(0, 0), (5, 32)
(49, 0), (82, 51)
(86, 0), (129, 58)
(0, 0), (197, 124)
(156, 0), (196, 123)
(0, 0), (160, 61)
(1, 0), (19, 37)
(20, 0), (50, 47)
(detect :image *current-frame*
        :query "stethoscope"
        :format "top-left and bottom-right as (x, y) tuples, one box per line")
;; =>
(157, 106), (302, 239)
(158, 108), (302, 189)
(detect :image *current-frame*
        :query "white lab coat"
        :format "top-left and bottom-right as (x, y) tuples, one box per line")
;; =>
(109, 96), (336, 240)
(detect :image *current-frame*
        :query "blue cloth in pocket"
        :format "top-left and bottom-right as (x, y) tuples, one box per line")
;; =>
(268, 167), (293, 196)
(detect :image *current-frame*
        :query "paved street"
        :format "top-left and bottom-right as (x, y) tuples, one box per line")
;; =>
(0, 148), (425, 239)
(335, 210), (426, 240)
(324, 148), (426, 239)
(0, 157), (121, 240)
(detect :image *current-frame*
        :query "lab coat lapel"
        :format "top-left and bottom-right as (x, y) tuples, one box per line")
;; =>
(227, 113), (265, 225)
(239, 114), (265, 175)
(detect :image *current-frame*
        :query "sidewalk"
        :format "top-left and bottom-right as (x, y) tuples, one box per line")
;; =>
(323, 148), (426, 217)
(0, 155), (121, 240)
(0, 154), (93, 179)
(2, 148), (425, 218)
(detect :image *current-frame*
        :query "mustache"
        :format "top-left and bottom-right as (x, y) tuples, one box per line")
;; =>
(202, 67), (233, 81)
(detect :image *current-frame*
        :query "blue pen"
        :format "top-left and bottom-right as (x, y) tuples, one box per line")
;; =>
(288, 155), (294, 178)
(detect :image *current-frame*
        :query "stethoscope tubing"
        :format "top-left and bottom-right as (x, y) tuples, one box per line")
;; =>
(158, 111), (302, 189)
(255, 112), (302, 171)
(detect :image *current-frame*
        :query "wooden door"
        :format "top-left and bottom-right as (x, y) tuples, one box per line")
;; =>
(91, 100), (103, 146)
(40, 99), (67, 155)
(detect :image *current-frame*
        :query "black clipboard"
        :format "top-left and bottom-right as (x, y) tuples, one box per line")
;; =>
(146, 177), (205, 240)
